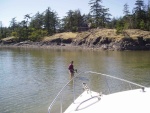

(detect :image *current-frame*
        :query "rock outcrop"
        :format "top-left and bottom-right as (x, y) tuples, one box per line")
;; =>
(1, 29), (150, 51)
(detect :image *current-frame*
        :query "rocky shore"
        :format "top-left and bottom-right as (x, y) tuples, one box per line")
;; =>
(1, 29), (150, 51)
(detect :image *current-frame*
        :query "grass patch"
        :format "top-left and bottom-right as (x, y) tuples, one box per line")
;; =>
(43, 32), (77, 41)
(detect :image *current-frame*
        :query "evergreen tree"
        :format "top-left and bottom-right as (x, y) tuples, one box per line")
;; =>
(134, 0), (144, 11)
(123, 3), (132, 29)
(101, 8), (111, 27)
(89, 0), (103, 27)
(133, 0), (146, 29)
(123, 3), (130, 16)
(116, 18), (124, 34)
(62, 10), (84, 32)
(83, 13), (93, 28)
(24, 14), (31, 27)
(16, 20), (28, 41)
(9, 17), (17, 31)
(108, 18), (117, 28)
(146, 0), (150, 30)
(64, 10), (75, 31)
(30, 12), (44, 30)
(43, 7), (58, 35)
(0, 21), (3, 39)
(89, 0), (111, 28)
(24, 14), (32, 39)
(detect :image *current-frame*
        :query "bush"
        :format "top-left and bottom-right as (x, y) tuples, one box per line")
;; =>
(11, 31), (18, 37)
(29, 30), (48, 41)
(116, 20), (124, 34)
(140, 20), (145, 30)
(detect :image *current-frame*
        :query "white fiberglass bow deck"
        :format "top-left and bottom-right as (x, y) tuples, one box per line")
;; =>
(64, 88), (150, 113)
(48, 71), (148, 113)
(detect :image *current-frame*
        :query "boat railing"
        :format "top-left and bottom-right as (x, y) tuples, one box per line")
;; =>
(88, 71), (146, 92)
(48, 71), (85, 113)
(48, 71), (146, 113)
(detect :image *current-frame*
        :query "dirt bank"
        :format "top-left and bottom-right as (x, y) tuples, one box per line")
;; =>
(1, 29), (150, 51)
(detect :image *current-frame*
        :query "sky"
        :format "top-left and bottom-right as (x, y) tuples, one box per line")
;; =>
(0, 0), (148, 27)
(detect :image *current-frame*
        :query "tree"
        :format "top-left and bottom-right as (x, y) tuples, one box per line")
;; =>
(89, 0), (103, 27)
(123, 3), (130, 16)
(83, 13), (93, 28)
(63, 10), (74, 31)
(133, 0), (146, 29)
(101, 8), (111, 27)
(89, 0), (111, 28)
(0, 21), (3, 39)
(134, 0), (144, 11)
(146, 0), (150, 30)
(23, 14), (32, 39)
(73, 10), (83, 31)
(62, 9), (85, 32)
(24, 14), (31, 27)
(43, 7), (59, 35)
(30, 12), (44, 30)
(15, 21), (28, 41)
(116, 18), (124, 34)
(28, 12), (49, 41)
(123, 3), (132, 29)
(9, 17), (17, 31)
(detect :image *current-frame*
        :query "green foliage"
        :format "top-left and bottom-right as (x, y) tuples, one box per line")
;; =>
(72, 26), (78, 32)
(140, 20), (145, 30)
(16, 28), (28, 41)
(119, 0), (150, 30)
(0, 26), (10, 39)
(62, 10), (86, 32)
(11, 31), (18, 37)
(9, 18), (17, 31)
(124, 22), (130, 29)
(116, 20), (124, 34)
(43, 7), (58, 35)
(1, 7), (59, 42)
(123, 3), (130, 16)
(29, 12), (44, 30)
(29, 30), (48, 41)
(89, 0), (111, 28)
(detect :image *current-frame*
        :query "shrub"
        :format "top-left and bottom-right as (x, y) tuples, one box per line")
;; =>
(29, 30), (48, 41)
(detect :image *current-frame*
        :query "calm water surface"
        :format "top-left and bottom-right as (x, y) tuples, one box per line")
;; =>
(0, 48), (150, 113)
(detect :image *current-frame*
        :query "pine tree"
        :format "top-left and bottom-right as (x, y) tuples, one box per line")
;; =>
(62, 10), (84, 32)
(123, 3), (132, 29)
(30, 12), (44, 30)
(43, 7), (58, 35)
(89, 0), (111, 28)
(146, 0), (150, 30)
(133, 0), (146, 29)
(89, 0), (103, 27)
(101, 8), (111, 27)
(123, 3), (130, 16)
(10, 17), (17, 31)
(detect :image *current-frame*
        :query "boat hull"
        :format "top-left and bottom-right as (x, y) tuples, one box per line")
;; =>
(64, 88), (150, 113)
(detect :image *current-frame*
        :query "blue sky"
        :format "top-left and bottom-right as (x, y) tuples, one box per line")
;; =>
(0, 0), (148, 27)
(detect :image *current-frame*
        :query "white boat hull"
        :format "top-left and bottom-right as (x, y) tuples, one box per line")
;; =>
(64, 88), (150, 113)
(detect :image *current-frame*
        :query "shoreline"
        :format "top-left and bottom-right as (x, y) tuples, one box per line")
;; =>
(1, 29), (150, 51)
(0, 43), (102, 52)
(1, 42), (150, 51)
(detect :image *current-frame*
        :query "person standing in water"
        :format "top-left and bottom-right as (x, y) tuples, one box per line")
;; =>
(68, 61), (75, 77)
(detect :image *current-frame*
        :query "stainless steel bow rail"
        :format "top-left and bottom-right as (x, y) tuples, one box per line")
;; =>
(48, 71), (146, 113)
